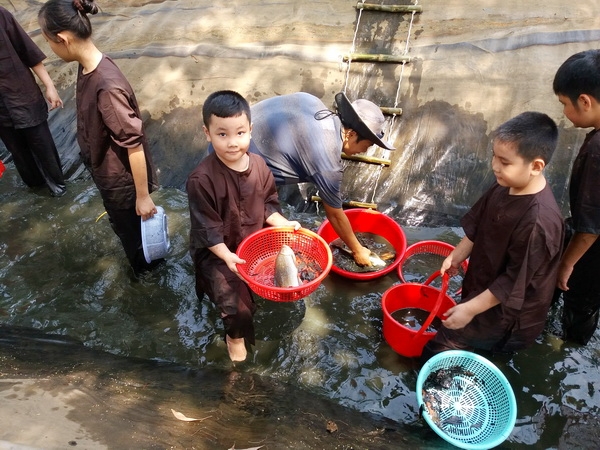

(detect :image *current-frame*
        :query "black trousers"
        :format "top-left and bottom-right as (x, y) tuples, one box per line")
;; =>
(553, 218), (600, 345)
(0, 121), (65, 196)
(560, 248), (600, 345)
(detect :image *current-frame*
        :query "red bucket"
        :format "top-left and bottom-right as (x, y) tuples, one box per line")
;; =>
(382, 272), (455, 357)
(316, 209), (407, 281)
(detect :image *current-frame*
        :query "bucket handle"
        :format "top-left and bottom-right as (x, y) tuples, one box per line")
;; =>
(413, 271), (449, 340)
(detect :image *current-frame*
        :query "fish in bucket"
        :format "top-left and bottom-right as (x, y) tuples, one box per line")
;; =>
(236, 227), (332, 302)
(382, 272), (455, 357)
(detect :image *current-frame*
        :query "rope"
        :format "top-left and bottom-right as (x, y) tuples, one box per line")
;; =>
(388, 6), (417, 133)
(343, 6), (363, 93)
(342, 2), (420, 204)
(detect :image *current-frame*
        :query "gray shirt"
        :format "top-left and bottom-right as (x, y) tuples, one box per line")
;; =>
(250, 92), (344, 208)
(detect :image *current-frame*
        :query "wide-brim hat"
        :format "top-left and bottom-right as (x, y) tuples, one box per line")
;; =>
(335, 92), (395, 150)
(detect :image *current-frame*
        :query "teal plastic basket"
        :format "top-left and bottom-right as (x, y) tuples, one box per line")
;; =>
(416, 350), (517, 449)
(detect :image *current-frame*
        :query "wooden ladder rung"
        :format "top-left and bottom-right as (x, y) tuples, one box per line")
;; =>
(342, 153), (391, 166)
(355, 2), (423, 13)
(311, 196), (378, 210)
(380, 107), (402, 115)
(343, 54), (411, 64)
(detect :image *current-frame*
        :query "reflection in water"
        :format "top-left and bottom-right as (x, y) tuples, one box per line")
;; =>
(390, 308), (441, 333)
(1, 172), (599, 448)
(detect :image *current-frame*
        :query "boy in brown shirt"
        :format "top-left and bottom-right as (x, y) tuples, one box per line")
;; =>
(422, 112), (564, 362)
(187, 91), (300, 362)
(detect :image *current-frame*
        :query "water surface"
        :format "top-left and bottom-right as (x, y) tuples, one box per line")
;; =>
(1, 170), (599, 448)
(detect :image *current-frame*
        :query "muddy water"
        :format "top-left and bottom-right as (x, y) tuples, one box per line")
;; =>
(1, 172), (599, 449)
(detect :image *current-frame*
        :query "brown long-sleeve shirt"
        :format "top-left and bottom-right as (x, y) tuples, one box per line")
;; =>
(76, 55), (158, 209)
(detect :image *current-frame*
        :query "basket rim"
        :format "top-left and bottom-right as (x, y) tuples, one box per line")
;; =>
(316, 209), (407, 281)
(236, 226), (333, 300)
(381, 281), (456, 338)
(398, 240), (468, 293)
(416, 350), (517, 449)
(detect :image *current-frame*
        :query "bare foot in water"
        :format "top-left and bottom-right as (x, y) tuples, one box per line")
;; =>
(226, 335), (247, 362)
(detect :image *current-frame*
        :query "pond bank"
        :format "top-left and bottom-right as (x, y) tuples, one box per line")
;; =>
(0, 325), (428, 450)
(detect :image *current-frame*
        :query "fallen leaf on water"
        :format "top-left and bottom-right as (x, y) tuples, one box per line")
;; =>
(326, 420), (338, 433)
(171, 409), (211, 422)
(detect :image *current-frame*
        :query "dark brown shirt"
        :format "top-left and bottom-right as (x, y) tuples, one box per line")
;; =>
(0, 7), (47, 128)
(570, 129), (600, 237)
(76, 55), (157, 209)
(459, 182), (564, 348)
(187, 152), (281, 256)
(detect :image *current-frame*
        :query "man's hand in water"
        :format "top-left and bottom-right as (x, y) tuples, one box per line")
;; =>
(353, 245), (373, 266)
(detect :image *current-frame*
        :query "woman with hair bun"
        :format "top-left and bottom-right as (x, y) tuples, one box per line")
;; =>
(39, 0), (163, 277)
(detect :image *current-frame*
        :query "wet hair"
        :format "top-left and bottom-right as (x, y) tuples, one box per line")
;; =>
(202, 90), (251, 128)
(338, 117), (368, 143)
(553, 49), (600, 105)
(38, 0), (99, 42)
(492, 112), (558, 164)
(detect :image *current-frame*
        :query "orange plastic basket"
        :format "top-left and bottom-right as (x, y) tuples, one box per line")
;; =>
(398, 240), (468, 295)
(236, 227), (333, 302)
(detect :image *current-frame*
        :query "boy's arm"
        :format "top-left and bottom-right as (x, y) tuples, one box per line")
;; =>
(441, 235), (473, 276)
(557, 232), (599, 290)
(209, 242), (245, 276)
(128, 145), (157, 220)
(31, 62), (63, 110)
(442, 288), (500, 329)
(265, 212), (301, 230)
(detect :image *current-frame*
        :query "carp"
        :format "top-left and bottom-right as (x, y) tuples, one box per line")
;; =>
(274, 245), (300, 287)
(329, 238), (388, 267)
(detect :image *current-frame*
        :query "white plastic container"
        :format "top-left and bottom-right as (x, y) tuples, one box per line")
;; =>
(141, 206), (170, 263)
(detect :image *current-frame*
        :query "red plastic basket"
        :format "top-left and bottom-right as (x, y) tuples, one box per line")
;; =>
(236, 227), (333, 302)
(316, 209), (407, 281)
(398, 240), (468, 295)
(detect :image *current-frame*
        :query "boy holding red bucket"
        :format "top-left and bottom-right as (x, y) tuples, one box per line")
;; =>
(421, 112), (564, 363)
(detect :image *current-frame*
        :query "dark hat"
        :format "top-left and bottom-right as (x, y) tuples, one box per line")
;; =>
(335, 92), (395, 150)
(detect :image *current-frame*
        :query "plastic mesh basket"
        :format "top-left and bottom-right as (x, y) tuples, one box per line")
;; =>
(416, 350), (517, 449)
(236, 227), (332, 302)
(398, 240), (468, 295)
(141, 206), (170, 263)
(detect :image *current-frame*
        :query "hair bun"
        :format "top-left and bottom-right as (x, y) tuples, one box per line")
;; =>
(73, 0), (99, 15)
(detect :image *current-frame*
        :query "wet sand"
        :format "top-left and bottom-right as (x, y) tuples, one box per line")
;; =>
(0, 326), (428, 450)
